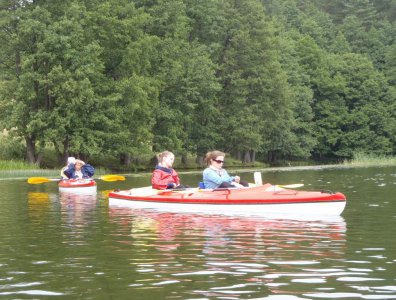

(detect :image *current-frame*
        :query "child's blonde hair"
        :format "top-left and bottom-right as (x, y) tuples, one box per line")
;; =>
(157, 151), (174, 164)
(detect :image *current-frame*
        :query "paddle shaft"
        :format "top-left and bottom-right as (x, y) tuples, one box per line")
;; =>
(28, 174), (125, 184)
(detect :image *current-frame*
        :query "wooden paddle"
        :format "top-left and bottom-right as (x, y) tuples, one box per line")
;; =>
(27, 174), (126, 184)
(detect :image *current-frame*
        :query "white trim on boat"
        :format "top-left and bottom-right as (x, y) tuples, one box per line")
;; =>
(109, 197), (346, 218)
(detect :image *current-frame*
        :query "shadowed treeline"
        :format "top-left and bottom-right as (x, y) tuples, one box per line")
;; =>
(1, 0), (395, 169)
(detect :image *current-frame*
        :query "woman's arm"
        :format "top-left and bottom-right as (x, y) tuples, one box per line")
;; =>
(63, 164), (75, 179)
(82, 164), (95, 178)
(172, 169), (181, 186)
(221, 169), (235, 183)
(152, 169), (176, 189)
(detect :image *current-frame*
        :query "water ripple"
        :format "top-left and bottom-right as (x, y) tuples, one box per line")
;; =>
(0, 290), (64, 296)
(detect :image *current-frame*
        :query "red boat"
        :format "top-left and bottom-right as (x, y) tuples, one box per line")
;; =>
(58, 179), (97, 194)
(108, 184), (346, 218)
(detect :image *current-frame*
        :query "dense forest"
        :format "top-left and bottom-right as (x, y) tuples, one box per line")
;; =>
(1, 0), (395, 167)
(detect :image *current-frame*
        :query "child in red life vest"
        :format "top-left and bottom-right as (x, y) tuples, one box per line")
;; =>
(151, 151), (183, 190)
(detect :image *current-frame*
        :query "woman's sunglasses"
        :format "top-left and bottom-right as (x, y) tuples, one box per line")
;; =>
(213, 159), (224, 164)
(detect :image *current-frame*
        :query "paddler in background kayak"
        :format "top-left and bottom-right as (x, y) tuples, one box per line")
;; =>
(202, 150), (249, 189)
(151, 151), (188, 190)
(61, 157), (95, 179)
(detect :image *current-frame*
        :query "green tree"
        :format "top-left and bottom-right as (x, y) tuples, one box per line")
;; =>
(84, 0), (160, 166)
(372, 0), (396, 22)
(343, 0), (378, 29)
(141, 0), (197, 155)
(137, 0), (220, 165)
(1, 1), (110, 164)
(385, 43), (396, 85)
(338, 53), (394, 156)
(277, 33), (317, 159)
(211, 0), (296, 163)
(313, 53), (395, 158)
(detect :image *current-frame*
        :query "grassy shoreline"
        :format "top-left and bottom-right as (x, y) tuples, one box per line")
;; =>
(342, 153), (396, 167)
(0, 159), (112, 179)
(1, 155), (395, 180)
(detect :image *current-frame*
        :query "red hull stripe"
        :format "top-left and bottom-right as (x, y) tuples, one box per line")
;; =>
(58, 180), (97, 188)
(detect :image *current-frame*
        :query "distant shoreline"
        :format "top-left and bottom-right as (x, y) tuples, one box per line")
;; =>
(1, 158), (395, 180)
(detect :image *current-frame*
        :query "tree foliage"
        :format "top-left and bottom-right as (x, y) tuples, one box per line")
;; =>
(0, 0), (395, 166)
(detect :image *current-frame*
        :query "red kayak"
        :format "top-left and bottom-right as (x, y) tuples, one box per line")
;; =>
(108, 184), (346, 217)
(58, 179), (97, 194)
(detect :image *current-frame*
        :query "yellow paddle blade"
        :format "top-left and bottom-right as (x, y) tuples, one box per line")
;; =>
(99, 174), (126, 182)
(277, 184), (304, 189)
(27, 177), (53, 184)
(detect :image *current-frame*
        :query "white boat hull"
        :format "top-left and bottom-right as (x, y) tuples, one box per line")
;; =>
(109, 197), (346, 219)
(59, 186), (97, 195)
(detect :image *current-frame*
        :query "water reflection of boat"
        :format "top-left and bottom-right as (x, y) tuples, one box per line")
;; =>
(108, 207), (346, 256)
(59, 192), (97, 227)
(107, 207), (348, 298)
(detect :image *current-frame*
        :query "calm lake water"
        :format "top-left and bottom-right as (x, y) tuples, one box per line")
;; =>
(1, 166), (395, 299)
